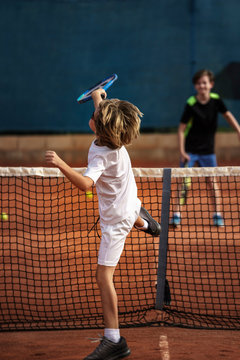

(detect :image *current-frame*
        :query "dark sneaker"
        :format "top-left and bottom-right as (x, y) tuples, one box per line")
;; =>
(138, 207), (161, 236)
(83, 336), (131, 360)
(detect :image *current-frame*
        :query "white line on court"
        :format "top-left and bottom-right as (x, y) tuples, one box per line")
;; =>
(159, 334), (170, 360)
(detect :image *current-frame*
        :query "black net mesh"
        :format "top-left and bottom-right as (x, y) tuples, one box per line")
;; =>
(166, 170), (240, 329)
(0, 169), (162, 330)
(0, 167), (239, 331)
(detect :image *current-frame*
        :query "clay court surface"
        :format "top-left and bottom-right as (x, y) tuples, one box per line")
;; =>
(0, 327), (240, 360)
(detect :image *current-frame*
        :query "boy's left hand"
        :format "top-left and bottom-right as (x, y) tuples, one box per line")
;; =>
(45, 150), (63, 167)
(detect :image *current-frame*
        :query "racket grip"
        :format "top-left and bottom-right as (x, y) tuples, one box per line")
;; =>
(101, 94), (106, 100)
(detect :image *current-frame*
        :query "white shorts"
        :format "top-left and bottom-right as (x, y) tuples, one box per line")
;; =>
(98, 203), (141, 267)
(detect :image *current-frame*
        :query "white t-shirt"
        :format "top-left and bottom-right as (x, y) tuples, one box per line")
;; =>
(84, 140), (140, 225)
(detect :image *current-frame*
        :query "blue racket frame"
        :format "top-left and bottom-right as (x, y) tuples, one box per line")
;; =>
(77, 74), (118, 103)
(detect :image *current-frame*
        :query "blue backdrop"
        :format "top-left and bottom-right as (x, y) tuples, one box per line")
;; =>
(1, 0), (240, 133)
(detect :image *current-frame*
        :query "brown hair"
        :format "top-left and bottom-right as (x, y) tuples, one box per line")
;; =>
(95, 99), (143, 149)
(192, 69), (215, 84)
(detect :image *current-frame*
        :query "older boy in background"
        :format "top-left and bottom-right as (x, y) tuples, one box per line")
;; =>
(171, 69), (240, 226)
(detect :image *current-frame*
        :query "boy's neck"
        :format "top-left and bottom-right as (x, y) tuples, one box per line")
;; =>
(196, 92), (211, 104)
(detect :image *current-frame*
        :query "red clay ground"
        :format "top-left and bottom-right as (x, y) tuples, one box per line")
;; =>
(0, 327), (240, 360)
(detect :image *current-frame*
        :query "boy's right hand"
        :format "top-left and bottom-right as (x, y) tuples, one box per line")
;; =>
(180, 152), (190, 163)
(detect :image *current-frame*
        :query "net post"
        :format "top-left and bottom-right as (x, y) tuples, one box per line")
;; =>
(155, 168), (171, 310)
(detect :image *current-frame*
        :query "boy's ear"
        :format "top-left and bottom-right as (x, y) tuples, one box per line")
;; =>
(210, 81), (214, 89)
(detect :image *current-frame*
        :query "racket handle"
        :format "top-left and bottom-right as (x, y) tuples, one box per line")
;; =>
(101, 94), (106, 100)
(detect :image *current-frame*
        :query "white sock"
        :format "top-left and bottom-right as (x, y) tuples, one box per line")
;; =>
(104, 328), (121, 343)
(135, 219), (148, 230)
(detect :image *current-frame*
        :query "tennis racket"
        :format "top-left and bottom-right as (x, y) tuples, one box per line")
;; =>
(180, 161), (191, 206)
(77, 74), (118, 104)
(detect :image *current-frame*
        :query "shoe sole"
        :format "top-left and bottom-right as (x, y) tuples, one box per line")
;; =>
(105, 349), (131, 360)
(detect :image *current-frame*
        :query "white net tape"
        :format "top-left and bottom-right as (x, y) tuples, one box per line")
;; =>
(0, 166), (240, 178)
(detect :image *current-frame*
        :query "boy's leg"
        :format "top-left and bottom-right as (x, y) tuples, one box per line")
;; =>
(134, 216), (144, 228)
(170, 153), (196, 226)
(83, 217), (136, 360)
(83, 264), (130, 360)
(199, 154), (224, 226)
(206, 176), (224, 226)
(206, 176), (221, 213)
(96, 264), (119, 330)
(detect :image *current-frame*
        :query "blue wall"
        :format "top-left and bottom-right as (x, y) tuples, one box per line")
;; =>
(1, 0), (240, 133)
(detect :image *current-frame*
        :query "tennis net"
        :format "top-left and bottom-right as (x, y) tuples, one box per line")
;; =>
(0, 166), (239, 331)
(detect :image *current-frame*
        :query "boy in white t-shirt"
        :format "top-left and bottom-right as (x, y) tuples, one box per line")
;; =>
(45, 88), (160, 360)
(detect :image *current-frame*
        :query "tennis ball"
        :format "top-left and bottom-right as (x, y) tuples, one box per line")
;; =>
(85, 191), (93, 199)
(1, 212), (8, 221)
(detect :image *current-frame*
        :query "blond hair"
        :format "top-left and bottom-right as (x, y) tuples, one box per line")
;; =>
(95, 99), (143, 149)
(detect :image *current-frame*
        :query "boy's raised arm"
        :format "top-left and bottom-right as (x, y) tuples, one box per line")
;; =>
(45, 151), (94, 192)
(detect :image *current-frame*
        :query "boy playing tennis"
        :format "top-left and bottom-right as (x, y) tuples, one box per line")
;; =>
(171, 69), (240, 226)
(45, 88), (161, 360)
